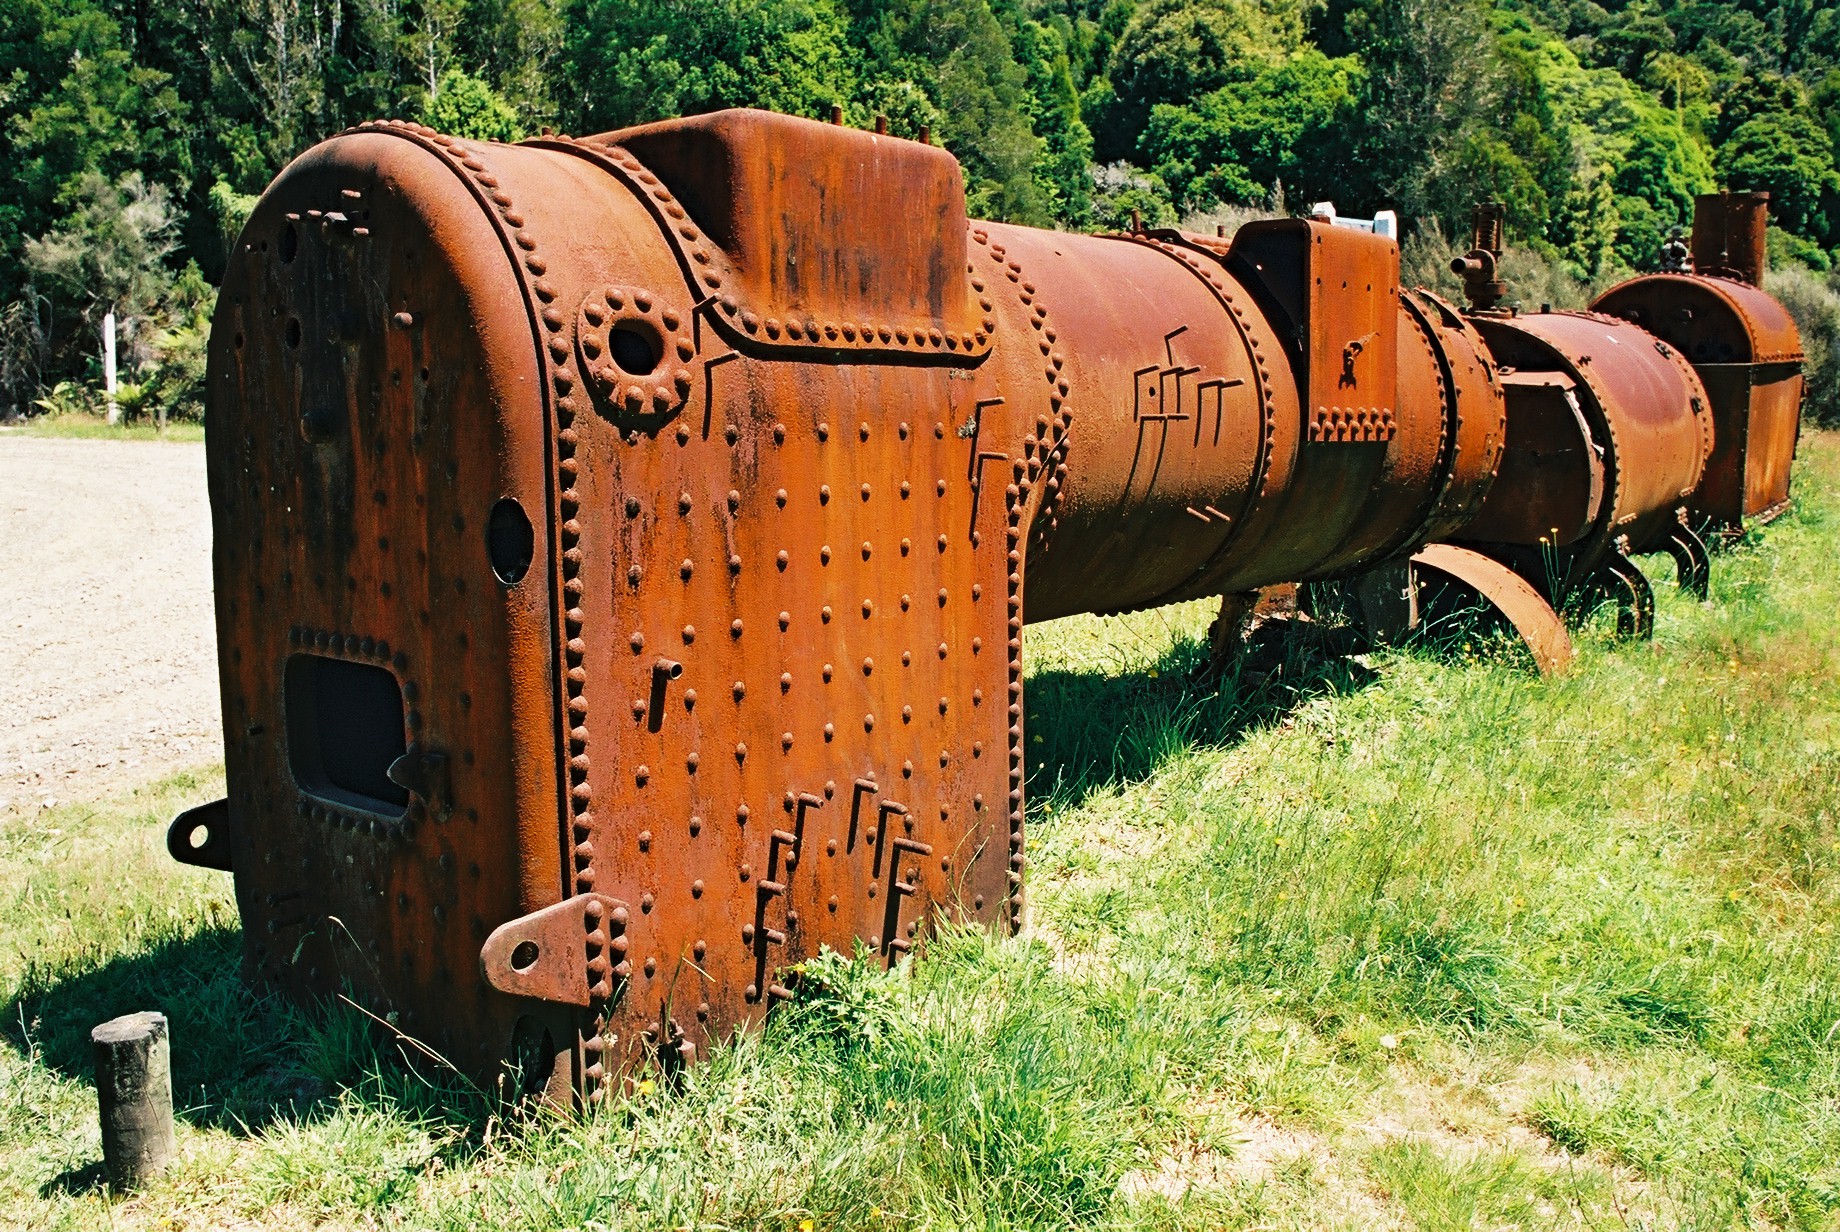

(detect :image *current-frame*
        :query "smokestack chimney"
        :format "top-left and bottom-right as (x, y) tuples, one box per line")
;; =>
(1690, 190), (1770, 286)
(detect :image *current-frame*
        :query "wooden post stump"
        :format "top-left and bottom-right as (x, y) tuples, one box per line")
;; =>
(91, 1011), (175, 1189)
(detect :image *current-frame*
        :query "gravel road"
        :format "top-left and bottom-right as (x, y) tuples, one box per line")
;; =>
(1, 435), (219, 812)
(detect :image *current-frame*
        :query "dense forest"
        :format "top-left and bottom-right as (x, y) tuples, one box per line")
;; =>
(2, 0), (1837, 421)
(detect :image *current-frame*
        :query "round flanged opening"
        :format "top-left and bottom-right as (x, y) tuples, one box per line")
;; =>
(486, 498), (534, 585)
(609, 324), (662, 376)
(510, 940), (540, 972)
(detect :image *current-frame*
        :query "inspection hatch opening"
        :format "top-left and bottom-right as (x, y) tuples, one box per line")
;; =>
(285, 654), (410, 816)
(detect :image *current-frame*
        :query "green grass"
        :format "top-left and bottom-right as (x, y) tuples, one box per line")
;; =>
(1, 413), (205, 441)
(6, 437), (1840, 1229)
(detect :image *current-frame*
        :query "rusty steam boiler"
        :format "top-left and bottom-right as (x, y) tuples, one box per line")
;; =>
(170, 108), (1803, 1099)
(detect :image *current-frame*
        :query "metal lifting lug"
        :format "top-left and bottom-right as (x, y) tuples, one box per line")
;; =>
(167, 799), (233, 871)
(479, 893), (628, 1007)
(386, 744), (449, 803)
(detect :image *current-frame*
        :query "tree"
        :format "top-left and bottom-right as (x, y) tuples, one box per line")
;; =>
(847, 0), (1048, 223)
(1140, 50), (1361, 212)
(423, 67), (523, 140)
(1350, 0), (1500, 225)
(1593, 0), (1674, 79)
(1004, 10), (1096, 223)
(563, 0), (859, 133)
(1717, 111), (1840, 246)
(8, 5), (193, 244)
(1088, 0), (1304, 161)
(23, 172), (181, 375)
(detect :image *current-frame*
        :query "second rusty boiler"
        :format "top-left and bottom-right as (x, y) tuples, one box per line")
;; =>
(1436, 202), (1705, 634)
(1593, 191), (1807, 536)
(176, 108), (1769, 1099)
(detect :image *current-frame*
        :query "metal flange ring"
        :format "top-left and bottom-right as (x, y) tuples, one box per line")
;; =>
(576, 285), (695, 420)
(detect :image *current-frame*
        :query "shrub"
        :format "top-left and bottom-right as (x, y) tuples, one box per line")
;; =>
(1769, 262), (1840, 426)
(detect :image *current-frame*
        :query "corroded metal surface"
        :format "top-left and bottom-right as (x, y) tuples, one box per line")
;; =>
(1457, 310), (1712, 606)
(180, 110), (1778, 1099)
(1593, 197), (1805, 532)
(1411, 544), (1574, 675)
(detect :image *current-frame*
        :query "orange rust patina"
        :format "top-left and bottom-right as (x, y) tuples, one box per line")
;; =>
(1593, 191), (1806, 532)
(172, 112), (1800, 1100)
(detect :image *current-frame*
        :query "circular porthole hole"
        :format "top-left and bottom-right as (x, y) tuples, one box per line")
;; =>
(280, 221), (298, 264)
(188, 825), (210, 850)
(609, 324), (662, 376)
(486, 497), (534, 585)
(510, 940), (540, 972)
(285, 318), (302, 349)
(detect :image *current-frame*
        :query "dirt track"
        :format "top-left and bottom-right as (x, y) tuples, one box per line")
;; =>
(0, 435), (219, 812)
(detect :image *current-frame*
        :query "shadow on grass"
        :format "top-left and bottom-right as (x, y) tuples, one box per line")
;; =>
(5, 924), (486, 1147)
(1026, 622), (1379, 813)
(5, 925), (322, 1132)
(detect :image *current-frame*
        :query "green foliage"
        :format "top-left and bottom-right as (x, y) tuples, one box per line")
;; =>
(421, 69), (523, 142)
(1089, 160), (1179, 231)
(563, 0), (859, 131)
(1718, 110), (1840, 247)
(1769, 264), (1840, 426)
(1141, 50), (1361, 211)
(2, 0), (1837, 413)
(1089, 0), (1306, 161)
(23, 172), (178, 329)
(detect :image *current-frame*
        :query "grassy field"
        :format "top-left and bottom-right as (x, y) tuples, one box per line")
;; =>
(0, 413), (206, 442)
(5, 436), (1840, 1230)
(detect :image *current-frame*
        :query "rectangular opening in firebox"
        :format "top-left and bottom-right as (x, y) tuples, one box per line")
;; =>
(285, 653), (410, 816)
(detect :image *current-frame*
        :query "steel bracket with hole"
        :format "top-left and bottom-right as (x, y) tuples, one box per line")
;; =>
(479, 893), (625, 1006)
(167, 798), (234, 871)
